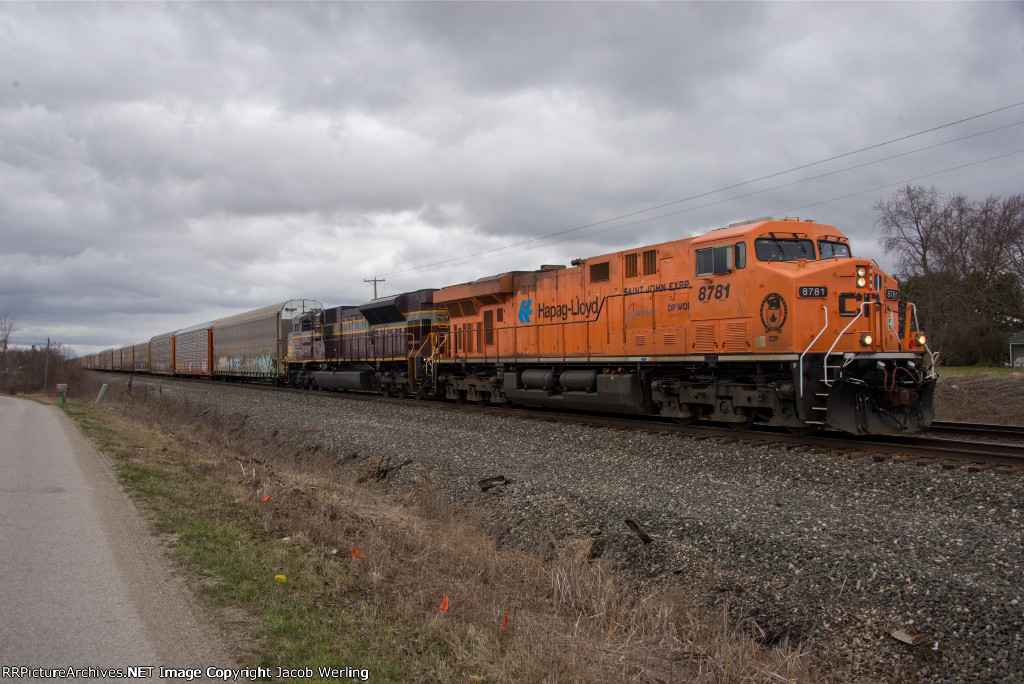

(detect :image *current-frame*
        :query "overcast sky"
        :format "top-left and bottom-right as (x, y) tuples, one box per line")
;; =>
(2, 2), (1023, 354)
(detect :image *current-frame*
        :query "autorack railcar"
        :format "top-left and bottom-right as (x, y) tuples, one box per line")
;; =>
(150, 332), (175, 375)
(132, 341), (149, 373)
(174, 322), (213, 376)
(211, 300), (322, 379)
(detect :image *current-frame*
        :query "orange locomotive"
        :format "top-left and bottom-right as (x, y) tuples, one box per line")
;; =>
(431, 217), (935, 434)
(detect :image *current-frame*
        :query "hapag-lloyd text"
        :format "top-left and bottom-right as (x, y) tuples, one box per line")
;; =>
(535, 296), (601, 321)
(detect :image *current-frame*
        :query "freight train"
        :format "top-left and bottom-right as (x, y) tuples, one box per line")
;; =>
(83, 217), (936, 435)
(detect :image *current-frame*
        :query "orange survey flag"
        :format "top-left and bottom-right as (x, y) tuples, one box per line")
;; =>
(439, 595), (449, 613)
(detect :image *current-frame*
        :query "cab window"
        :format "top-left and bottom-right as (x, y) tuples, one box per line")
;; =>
(696, 244), (733, 276)
(818, 240), (851, 259)
(754, 238), (815, 262)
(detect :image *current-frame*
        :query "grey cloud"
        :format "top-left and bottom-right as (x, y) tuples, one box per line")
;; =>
(1, 2), (1023, 352)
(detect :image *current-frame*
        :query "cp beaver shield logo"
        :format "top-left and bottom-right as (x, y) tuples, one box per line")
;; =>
(760, 293), (787, 333)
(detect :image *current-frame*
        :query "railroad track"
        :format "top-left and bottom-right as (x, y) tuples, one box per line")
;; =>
(493, 408), (1024, 468)
(96, 371), (1024, 469)
(778, 429), (1024, 468)
(927, 420), (1024, 440)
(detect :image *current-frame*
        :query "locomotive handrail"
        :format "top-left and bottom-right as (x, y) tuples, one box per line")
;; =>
(408, 332), (439, 386)
(822, 299), (873, 387)
(420, 332), (449, 380)
(907, 302), (938, 379)
(797, 306), (829, 398)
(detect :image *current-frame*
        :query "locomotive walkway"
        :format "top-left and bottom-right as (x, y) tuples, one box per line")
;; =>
(0, 397), (234, 680)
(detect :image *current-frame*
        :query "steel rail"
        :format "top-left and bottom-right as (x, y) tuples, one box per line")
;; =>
(927, 420), (1024, 439)
(91, 371), (1024, 467)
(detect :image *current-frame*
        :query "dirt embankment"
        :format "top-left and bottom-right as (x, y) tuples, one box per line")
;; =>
(933, 372), (1024, 424)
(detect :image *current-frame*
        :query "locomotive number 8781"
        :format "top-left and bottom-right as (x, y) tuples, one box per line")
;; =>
(424, 216), (934, 434)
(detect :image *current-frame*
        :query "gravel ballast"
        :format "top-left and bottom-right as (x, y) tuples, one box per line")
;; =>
(115, 375), (1023, 683)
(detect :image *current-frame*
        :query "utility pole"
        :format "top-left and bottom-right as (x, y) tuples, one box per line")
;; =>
(364, 277), (385, 300)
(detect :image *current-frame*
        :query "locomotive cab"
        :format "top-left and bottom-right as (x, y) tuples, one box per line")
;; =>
(736, 220), (936, 433)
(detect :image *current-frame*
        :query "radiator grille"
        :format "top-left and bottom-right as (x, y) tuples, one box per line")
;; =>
(723, 322), (749, 351)
(663, 333), (676, 346)
(624, 253), (638, 278)
(643, 249), (657, 275)
(694, 324), (716, 352)
(634, 334), (646, 346)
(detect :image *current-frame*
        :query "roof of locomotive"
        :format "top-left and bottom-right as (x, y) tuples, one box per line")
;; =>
(353, 287), (436, 309)
(690, 218), (850, 245)
(335, 288), (438, 324)
(437, 218), (850, 298)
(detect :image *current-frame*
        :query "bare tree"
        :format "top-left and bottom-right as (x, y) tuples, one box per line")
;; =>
(874, 185), (948, 278)
(875, 186), (1024, 365)
(0, 311), (14, 367)
(996, 193), (1024, 282)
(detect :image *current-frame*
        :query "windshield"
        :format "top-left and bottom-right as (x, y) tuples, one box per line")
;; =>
(818, 240), (851, 259)
(754, 237), (816, 262)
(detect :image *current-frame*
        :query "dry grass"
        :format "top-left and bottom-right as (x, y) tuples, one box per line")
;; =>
(89, 381), (817, 683)
(932, 371), (1024, 424)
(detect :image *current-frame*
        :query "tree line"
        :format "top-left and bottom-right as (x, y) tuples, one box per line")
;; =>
(875, 185), (1024, 366)
(0, 311), (88, 396)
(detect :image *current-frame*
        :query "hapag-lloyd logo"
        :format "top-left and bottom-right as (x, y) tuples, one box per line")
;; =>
(518, 299), (533, 323)
(518, 296), (602, 323)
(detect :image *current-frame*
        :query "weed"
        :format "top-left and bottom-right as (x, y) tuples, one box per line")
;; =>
(65, 381), (817, 682)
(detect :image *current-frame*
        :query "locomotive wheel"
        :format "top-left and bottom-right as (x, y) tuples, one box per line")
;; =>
(396, 387), (408, 400)
(673, 416), (695, 425)
(728, 414), (755, 430)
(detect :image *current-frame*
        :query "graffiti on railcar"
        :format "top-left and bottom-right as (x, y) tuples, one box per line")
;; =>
(216, 354), (275, 375)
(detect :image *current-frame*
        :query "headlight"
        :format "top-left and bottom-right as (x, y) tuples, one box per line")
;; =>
(856, 276), (867, 287)
(856, 266), (867, 277)
(859, 332), (873, 346)
(914, 333), (927, 346)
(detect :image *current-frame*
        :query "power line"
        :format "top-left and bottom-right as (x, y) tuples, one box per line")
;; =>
(387, 147), (1024, 269)
(778, 148), (1024, 215)
(389, 100), (1024, 273)
(326, 99), (1024, 300)
(339, 121), (1024, 286)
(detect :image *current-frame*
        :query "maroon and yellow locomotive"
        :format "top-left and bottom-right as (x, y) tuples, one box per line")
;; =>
(284, 289), (448, 397)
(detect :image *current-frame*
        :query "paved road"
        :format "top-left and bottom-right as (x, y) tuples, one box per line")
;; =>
(0, 397), (236, 681)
